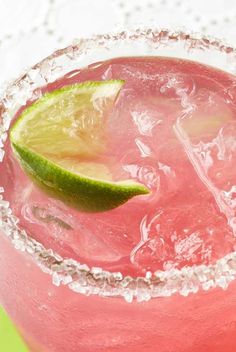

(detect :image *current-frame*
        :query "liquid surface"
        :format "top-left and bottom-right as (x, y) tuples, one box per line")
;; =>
(1, 56), (236, 276)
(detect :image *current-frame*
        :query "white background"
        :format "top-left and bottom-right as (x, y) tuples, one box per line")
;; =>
(0, 0), (236, 84)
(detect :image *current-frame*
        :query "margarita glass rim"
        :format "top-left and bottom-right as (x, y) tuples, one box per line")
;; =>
(1, 28), (236, 303)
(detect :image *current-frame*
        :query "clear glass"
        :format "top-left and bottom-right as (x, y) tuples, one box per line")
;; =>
(1, 28), (236, 352)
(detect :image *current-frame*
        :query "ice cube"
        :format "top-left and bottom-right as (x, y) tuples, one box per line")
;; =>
(131, 109), (162, 137)
(159, 73), (195, 101)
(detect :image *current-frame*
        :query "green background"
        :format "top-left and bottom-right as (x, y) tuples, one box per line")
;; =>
(0, 307), (28, 352)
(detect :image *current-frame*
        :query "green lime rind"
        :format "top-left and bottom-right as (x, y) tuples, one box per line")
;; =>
(12, 143), (149, 212)
(10, 80), (149, 212)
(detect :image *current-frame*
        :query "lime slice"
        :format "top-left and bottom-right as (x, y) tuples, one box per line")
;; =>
(10, 80), (149, 212)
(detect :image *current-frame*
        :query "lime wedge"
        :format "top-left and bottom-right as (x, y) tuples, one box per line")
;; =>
(10, 80), (149, 212)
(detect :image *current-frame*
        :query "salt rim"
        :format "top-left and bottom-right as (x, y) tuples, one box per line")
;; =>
(1, 28), (236, 303)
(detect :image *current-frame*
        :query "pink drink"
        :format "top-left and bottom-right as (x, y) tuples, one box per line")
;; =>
(1, 30), (236, 351)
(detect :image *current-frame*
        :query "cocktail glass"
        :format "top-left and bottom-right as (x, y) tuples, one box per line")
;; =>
(1, 29), (236, 352)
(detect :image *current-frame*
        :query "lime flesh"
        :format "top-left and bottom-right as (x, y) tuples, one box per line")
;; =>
(10, 80), (149, 212)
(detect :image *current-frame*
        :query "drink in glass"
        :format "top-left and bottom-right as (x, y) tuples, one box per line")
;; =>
(0, 29), (236, 352)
